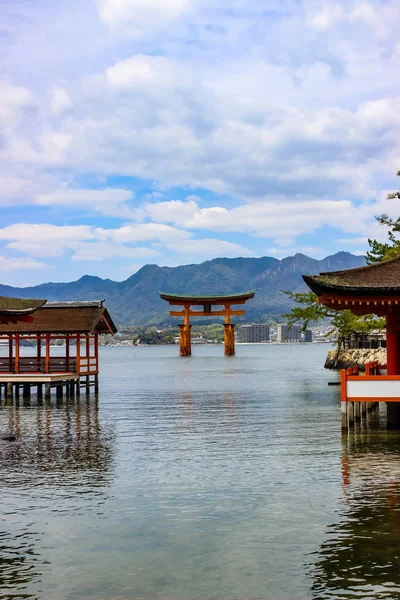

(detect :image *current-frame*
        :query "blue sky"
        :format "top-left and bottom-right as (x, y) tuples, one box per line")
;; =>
(1, 0), (399, 286)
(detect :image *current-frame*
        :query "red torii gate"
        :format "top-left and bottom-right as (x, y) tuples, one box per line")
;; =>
(160, 291), (255, 356)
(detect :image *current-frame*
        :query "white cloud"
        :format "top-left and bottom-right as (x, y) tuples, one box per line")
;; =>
(98, 0), (193, 36)
(36, 188), (134, 216)
(101, 223), (192, 243)
(72, 242), (160, 261)
(50, 87), (72, 115)
(0, 224), (94, 257)
(166, 238), (252, 257)
(308, 1), (376, 30)
(0, 256), (48, 271)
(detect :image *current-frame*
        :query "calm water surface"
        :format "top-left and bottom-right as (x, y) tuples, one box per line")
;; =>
(1, 344), (400, 600)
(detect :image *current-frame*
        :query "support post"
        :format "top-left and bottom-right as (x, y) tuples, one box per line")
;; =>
(76, 333), (81, 374)
(66, 335), (70, 371)
(8, 336), (13, 373)
(44, 383), (51, 400)
(94, 374), (99, 393)
(6, 382), (13, 403)
(94, 333), (99, 373)
(37, 334), (42, 371)
(348, 402), (354, 426)
(15, 334), (20, 374)
(179, 306), (192, 356)
(224, 324), (236, 356)
(23, 384), (30, 399)
(45, 334), (50, 373)
(340, 369), (348, 431)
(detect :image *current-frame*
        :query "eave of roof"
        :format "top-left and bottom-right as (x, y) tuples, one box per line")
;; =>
(303, 256), (400, 297)
(0, 296), (46, 316)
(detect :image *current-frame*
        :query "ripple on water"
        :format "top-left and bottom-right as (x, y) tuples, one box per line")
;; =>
(1, 345), (400, 600)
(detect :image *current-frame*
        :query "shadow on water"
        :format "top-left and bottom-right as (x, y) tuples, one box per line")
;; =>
(308, 429), (400, 599)
(0, 397), (115, 600)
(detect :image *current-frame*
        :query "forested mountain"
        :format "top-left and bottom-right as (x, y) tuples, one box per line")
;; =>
(0, 252), (365, 327)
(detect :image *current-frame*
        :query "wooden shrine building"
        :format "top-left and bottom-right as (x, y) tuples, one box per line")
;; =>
(0, 300), (117, 400)
(304, 256), (400, 428)
(160, 291), (255, 356)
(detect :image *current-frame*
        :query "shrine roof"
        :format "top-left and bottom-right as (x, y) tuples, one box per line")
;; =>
(159, 290), (255, 304)
(303, 256), (400, 297)
(0, 301), (117, 334)
(0, 296), (46, 316)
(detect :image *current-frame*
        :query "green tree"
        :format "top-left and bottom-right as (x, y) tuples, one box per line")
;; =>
(366, 170), (400, 263)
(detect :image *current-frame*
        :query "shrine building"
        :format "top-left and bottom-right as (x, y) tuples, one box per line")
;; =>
(304, 256), (400, 429)
(0, 300), (116, 401)
(159, 291), (255, 356)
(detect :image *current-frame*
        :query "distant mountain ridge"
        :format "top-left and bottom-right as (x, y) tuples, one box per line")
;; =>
(0, 251), (365, 327)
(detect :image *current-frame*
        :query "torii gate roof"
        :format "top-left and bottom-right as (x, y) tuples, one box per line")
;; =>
(159, 291), (255, 305)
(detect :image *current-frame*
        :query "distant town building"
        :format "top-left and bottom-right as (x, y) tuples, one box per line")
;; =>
(277, 324), (301, 342)
(304, 329), (312, 343)
(277, 325), (312, 342)
(238, 324), (270, 343)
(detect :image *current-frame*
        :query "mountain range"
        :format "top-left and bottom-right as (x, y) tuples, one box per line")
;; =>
(0, 252), (365, 327)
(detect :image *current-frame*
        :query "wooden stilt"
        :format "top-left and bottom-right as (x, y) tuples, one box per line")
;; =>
(348, 402), (354, 426)
(23, 384), (30, 399)
(15, 384), (20, 400)
(354, 401), (360, 421)
(44, 383), (51, 401)
(6, 382), (13, 400)
(341, 401), (348, 430)
(94, 374), (99, 393)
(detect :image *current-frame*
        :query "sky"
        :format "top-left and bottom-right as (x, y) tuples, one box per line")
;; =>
(1, 0), (400, 286)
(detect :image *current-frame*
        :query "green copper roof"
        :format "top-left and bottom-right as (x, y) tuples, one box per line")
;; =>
(0, 296), (46, 315)
(159, 290), (255, 301)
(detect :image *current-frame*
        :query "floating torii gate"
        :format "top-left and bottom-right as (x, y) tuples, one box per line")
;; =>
(159, 291), (255, 356)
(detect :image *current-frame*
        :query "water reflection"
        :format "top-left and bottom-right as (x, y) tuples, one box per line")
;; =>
(309, 431), (400, 599)
(0, 398), (115, 599)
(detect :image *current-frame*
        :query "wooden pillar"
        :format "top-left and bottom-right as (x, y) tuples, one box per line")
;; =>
(6, 382), (13, 402)
(37, 384), (43, 401)
(224, 305), (235, 356)
(44, 383), (51, 400)
(94, 333), (99, 373)
(76, 333), (81, 374)
(224, 324), (236, 356)
(8, 336), (13, 372)
(66, 335), (70, 371)
(37, 335), (42, 371)
(354, 401), (360, 421)
(85, 334), (90, 366)
(348, 402), (354, 426)
(179, 306), (192, 356)
(94, 374), (99, 393)
(15, 334), (20, 374)
(387, 313), (400, 426)
(341, 401), (347, 430)
(23, 383), (30, 399)
(45, 333), (50, 373)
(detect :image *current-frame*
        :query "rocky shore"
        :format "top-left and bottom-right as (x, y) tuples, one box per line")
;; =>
(324, 347), (387, 370)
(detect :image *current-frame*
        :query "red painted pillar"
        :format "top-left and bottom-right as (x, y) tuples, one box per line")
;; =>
(386, 313), (399, 375)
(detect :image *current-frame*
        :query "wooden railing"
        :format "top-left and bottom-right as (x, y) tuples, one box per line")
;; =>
(341, 361), (400, 404)
(0, 357), (78, 374)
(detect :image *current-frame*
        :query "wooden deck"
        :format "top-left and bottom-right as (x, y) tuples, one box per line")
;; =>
(0, 372), (79, 383)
